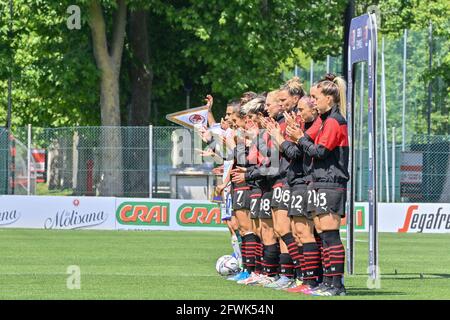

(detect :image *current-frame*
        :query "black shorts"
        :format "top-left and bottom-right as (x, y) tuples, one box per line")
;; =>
(249, 189), (262, 219)
(232, 188), (251, 211)
(279, 185), (291, 211)
(307, 186), (346, 217)
(271, 185), (283, 209)
(288, 185), (310, 219)
(259, 190), (273, 219)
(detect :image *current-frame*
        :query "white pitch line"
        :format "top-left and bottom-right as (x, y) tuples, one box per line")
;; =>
(0, 273), (217, 277)
(341, 239), (369, 243)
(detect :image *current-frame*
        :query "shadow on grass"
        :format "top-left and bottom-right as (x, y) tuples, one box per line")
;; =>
(347, 288), (406, 296)
(354, 273), (450, 280)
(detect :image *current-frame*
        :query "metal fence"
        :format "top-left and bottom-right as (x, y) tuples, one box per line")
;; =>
(0, 125), (449, 203)
(355, 134), (450, 203)
(2, 126), (199, 198)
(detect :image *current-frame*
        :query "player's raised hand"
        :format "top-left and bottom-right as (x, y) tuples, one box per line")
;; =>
(286, 124), (304, 141)
(205, 94), (214, 110)
(215, 183), (226, 194)
(197, 125), (212, 143)
(220, 117), (229, 130)
(260, 117), (271, 129)
(221, 134), (236, 150)
(284, 111), (296, 127)
(195, 148), (217, 158)
(212, 165), (224, 175)
(268, 122), (284, 145)
(231, 166), (247, 174)
(231, 171), (246, 184)
(266, 119), (280, 136)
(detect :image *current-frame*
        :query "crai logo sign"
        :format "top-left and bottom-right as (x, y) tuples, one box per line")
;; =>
(0, 210), (21, 226)
(341, 206), (365, 230)
(177, 203), (226, 227)
(116, 202), (169, 226)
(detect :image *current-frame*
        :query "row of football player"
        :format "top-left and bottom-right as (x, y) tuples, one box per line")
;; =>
(198, 74), (349, 296)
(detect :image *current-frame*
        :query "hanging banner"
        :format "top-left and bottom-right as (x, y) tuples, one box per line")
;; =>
(166, 106), (209, 130)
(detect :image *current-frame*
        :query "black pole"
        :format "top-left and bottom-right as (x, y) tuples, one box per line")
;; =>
(342, 0), (354, 81)
(427, 21), (432, 136)
(343, 0), (355, 274)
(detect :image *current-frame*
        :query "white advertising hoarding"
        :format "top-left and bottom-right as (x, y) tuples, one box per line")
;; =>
(1, 196), (450, 233)
(342, 202), (450, 233)
(0, 195), (116, 230)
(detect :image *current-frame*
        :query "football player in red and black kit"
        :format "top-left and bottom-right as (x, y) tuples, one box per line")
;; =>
(231, 90), (280, 286)
(231, 96), (272, 285)
(225, 94), (264, 282)
(288, 74), (349, 296)
(267, 95), (324, 293)
(262, 78), (305, 289)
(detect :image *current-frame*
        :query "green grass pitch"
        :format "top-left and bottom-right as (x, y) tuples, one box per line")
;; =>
(0, 228), (449, 299)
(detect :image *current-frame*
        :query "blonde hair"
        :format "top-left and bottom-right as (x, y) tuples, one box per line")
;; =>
(280, 76), (305, 97)
(266, 89), (279, 99)
(242, 96), (266, 115)
(317, 74), (347, 117)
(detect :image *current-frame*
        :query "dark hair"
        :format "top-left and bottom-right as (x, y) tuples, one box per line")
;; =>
(258, 91), (268, 98)
(227, 99), (240, 106)
(311, 73), (336, 88)
(240, 91), (258, 106)
(229, 101), (241, 115)
(323, 73), (336, 82)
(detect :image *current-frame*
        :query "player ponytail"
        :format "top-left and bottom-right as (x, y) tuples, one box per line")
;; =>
(317, 73), (347, 117)
(333, 76), (346, 118)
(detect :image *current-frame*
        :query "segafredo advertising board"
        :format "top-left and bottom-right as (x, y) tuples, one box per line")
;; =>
(0, 196), (116, 230)
(380, 203), (450, 233)
(341, 203), (450, 233)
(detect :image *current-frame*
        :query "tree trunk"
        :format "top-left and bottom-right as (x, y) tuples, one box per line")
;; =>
(128, 9), (152, 126)
(48, 140), (60, 190)
(124, 9), (152, 196)
(61, 133), (72, 190)
(88, 0), (127, 196)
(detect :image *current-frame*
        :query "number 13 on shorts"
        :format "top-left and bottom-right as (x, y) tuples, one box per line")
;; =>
(308, 190), (327, 210)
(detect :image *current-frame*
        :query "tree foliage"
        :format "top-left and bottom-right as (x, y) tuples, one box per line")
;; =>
(0, 0), (448, 133)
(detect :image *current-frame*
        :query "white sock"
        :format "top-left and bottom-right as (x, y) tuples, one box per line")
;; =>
(231, 234), (242, 267)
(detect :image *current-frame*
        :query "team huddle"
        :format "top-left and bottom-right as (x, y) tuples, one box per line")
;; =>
(199, 74), (349, 296)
